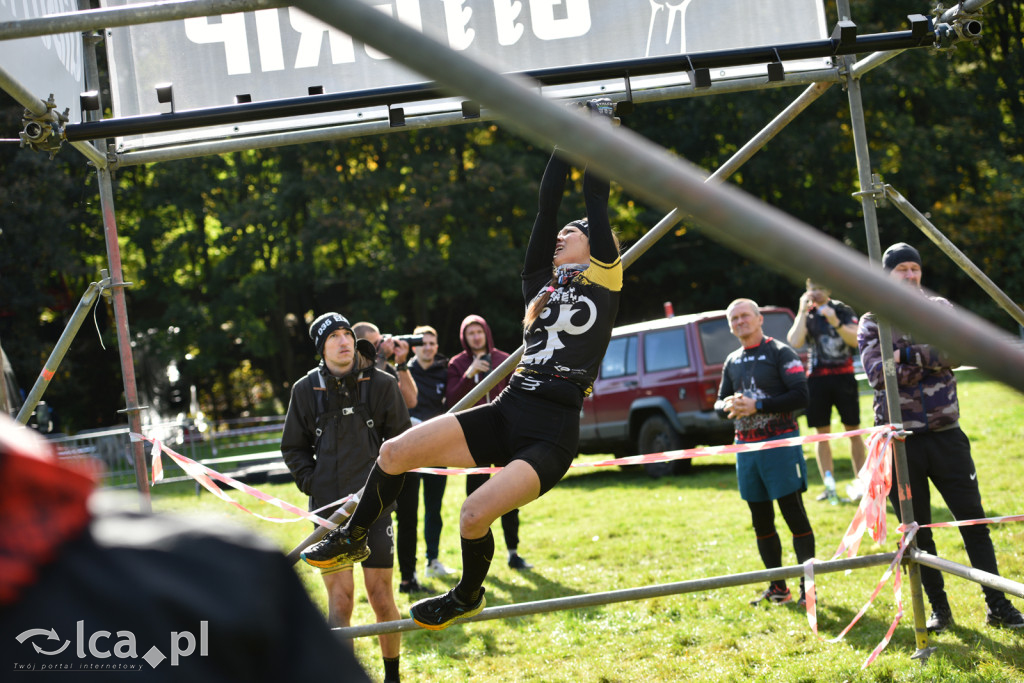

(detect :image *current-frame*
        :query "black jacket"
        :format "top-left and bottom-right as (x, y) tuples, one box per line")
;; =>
(281, 348), (410, 509)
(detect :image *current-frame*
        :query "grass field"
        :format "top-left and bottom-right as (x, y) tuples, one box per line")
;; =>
(150, 372), (1024, 682)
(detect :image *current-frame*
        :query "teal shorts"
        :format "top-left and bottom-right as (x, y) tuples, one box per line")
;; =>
(735, 430), (807, 503)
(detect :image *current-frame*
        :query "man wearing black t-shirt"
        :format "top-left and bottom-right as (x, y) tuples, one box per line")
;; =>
(716, 299), (812, 607)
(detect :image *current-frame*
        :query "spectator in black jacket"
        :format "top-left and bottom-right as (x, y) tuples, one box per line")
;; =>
(281, 313), (409, 683)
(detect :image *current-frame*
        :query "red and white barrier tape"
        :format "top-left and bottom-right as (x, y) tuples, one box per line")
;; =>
(832, 427), (898, 560)
(803, 558), (819, 635)
(824, 524), (917, 668)
(411, 425), (892, 475)
(139, 432), (345, 528)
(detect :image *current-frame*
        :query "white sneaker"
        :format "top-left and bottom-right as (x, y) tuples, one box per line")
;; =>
(424, 558), (455, 578)
(846, 479), (865, 502)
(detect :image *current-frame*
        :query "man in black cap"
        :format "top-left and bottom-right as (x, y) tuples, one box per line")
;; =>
(281, 312), (411, 683)
(857, 244), (1023, 633)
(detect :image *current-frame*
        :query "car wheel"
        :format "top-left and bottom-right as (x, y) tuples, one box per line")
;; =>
(637, 415), (683, 478)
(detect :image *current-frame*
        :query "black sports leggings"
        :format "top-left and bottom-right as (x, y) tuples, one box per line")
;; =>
(748, 491), (815, 575)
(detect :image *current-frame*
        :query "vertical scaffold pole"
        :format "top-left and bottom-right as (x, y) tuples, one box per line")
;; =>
(836, 0), (930, 658)
(96, 166), (151, 512)
(81, 6), (152, 511)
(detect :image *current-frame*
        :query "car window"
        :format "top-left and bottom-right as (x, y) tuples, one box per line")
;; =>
(762, 312), (794, 346)
(699, 312), (797, 365)
(600, 334), (638, 378)
(699, 318), (737, 366)
(644, 327), (690, 372)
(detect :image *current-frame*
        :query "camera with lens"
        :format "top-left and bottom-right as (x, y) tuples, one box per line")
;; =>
(391, 334), (424, 348)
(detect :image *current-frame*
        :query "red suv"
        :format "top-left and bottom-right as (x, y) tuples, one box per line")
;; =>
(578, 306), (799, 476)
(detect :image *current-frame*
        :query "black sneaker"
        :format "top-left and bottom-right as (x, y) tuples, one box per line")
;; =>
(926, 607), (954, 633)
(300, 525), (370, 569)
(410, 587), (486, 631)
(508, 553), (533, 570)
(750, 584), (792, 606)
(399, 578), (428, 595)
(986, 601), (1024, 629)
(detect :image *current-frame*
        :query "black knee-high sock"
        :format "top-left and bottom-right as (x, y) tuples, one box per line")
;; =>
(347, 462), (405, 538)
(756, 530), (785, 589)
(792, 530), (816, 565)
(454, 530), (493, 605)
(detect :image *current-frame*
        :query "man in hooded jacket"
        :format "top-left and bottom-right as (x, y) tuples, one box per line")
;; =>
(446, 314), (533, 570)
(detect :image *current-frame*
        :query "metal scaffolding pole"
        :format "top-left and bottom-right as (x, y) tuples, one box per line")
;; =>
(14, 277), (107, 425)
(291, 0), (1024, 395)
(850, 49), (908, 78)
(910, 549), (1024, 599)
(837, 0), (931, 659)
(883, 184), (1024, 328)
(939, 0), (995, 23)
(96, 164), (151, 511)
(0, 0), (284, 41)
(0, 64), (106, 167)
(116, 69), (841, 168)
(332, 553), (896, 639)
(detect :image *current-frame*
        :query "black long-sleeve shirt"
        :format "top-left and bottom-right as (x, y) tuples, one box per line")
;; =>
(514, 152), (622, 404)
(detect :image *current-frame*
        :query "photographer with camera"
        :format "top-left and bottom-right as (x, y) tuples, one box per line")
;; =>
(351, 321), (425, 598)
(447, 314), (532, 571)
(353, 321), (418, 410)
(786, 279), (865, 504)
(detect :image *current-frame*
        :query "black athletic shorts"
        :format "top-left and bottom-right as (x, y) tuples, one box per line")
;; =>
(805, 373), (861, 428)
(456, 383), (580, 495)
(313, 501), (395, 569)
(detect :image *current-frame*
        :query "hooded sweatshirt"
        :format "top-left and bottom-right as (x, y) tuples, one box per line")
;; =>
(446, 315), (510, 407)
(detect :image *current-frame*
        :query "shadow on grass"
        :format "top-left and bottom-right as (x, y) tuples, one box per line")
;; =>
(397, 568), (587, 656)
(930, 622), (1024, 668)
(813, 602), (1024, 669)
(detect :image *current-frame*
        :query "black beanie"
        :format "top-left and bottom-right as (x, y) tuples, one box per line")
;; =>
(309, 312), (352, 355)
(882, 242), (922, 272)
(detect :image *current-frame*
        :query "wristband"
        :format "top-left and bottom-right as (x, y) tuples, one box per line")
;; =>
(755, 400), (763, 412)
(397, 365), (410, 372)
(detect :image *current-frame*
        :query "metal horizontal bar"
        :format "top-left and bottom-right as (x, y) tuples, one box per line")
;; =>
(850, 50), (909, 79)
(65, 27), (929, 143)
(332, 553), (896, 639)
(939, 0), (994, 24)
(114, 68), (842, 167)
(910, 549), (1024, 599)
(0, 0), (285, 41)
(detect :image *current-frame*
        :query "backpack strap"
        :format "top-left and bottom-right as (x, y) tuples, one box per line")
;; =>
(310, 364), (384, 451)
(307, 367), (328, 451)
(352, 366), (383, 450)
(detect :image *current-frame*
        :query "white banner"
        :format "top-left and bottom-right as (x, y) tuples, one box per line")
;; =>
(0, 0), (86, 124)
(102, 0), (829, 150)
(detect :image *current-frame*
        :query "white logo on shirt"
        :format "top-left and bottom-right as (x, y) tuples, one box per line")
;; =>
(522, 296), (597, 366)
